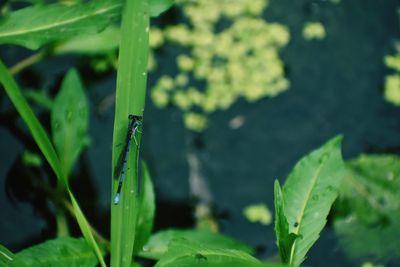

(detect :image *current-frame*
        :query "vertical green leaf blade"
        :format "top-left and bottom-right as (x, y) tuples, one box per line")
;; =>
(274, 180), (297, 264)
(51, 69), (89, 178)
(282, 136), (345, 267)
(110, 0), (150, 266)
(0, 59), (65, 185)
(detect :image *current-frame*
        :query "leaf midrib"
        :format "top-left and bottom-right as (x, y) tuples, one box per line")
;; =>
(289, 163), (324, 267)
(0, 3), (121, 39)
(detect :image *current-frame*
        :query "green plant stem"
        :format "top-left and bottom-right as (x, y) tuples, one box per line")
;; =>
(110, 0), (149, 266)
(10, 50), (47, 75)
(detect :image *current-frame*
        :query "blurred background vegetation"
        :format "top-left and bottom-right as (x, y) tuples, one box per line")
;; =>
(1, 0), (400, 266)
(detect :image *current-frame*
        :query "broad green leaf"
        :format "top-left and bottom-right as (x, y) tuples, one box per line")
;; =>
(334, 154), (400, 262)
(0, 0), (121, 49)
(110, 0), (149, 265)
(335, 215), (400, 262)
(55, 26), (120, 55)
(149, 0), (175, 17)
(274, 180), (297, 264)
(51, 69), (89, 178)
(154, 239), (278, 267)
(0, 60), (106, 267)
(140, 229), (253, 260)
(12, 237), (100, 267)
(282, 135), (345, 267)
(133, 162), (156, 255)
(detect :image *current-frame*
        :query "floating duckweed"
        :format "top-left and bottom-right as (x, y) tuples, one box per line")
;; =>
(384, 53), (400, 107)
(151, 88), (169, 108)
(157, 75), (175, 91)
(385, 55), (400, 72)
(150, 0), (290, 131)
(173, 90), (192, 110)
(177, 55), (195, 71)
(150, 27), (164, 48)
(175, 73), (189, 87)
(303, 22), (326, 40)
(184, 112), (208, 132)
(187, 87), (204, 105)
(243, 204), (272, 225)
(384, 75), (400, 106)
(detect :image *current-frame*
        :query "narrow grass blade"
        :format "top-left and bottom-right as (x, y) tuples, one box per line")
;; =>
(110, 0), (150, 266)
(0, 60), (106, 267)
(0, 59), (65, 185)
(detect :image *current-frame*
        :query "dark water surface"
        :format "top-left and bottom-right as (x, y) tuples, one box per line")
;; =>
(1, 0), (400, 266)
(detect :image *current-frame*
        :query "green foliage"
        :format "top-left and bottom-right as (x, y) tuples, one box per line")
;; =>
(51, 69), (89, 178)
(54, 26), (120, 55)
(150, 0), (289, 131)
(0, 0), (174, 50)
(280, 136), (345, 267)
(334, 154), (400, 262)
(0, 60), (105, 267)
(133, 162), (156, 255)
(154, 239), (279, 267)
(274, 180), (297, 264)
(149, 0), (175, 17)
(11, 237), (101, 267)
(0, 0), (122, 49)
(110, 0), (150, 266)
(0, 244), (27, 267)
(139, 229), (253, 260)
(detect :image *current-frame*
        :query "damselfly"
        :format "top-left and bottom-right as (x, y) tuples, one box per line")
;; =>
(114, 114), (142, 205)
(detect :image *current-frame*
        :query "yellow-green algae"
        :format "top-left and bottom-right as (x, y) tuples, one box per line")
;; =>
(150, 0), (290, 131)
(384, 54), (400, 106)
(302, 22), (326, 40)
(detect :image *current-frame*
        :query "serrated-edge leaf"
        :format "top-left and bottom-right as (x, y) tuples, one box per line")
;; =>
(274, 180), (297, 264)
(282, 136), (345, 267)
